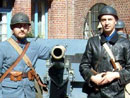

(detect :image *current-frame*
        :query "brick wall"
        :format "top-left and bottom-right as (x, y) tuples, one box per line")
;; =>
(48, 0), (130, 39)
(115, 0), (130, 34)
(12, 0), (31, 20)
(73, 0), (130, 39)
(48, 0), (69, 39)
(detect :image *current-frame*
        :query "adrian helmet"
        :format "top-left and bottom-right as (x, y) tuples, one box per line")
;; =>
(98, 6), (118, 20)
(115, 20), (125, 29)
(10, 12), (31, 26)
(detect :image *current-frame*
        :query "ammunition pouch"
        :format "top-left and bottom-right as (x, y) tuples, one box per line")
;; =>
(10, 71), (22, 81)
(28, 70), (35, 81)
(5, 70), (35, 81)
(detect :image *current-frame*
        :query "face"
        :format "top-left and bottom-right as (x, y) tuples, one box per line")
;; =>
(100, 15), (117, 35)
(12, 23), (30, 39)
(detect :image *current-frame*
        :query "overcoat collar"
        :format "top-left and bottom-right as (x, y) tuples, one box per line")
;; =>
(11, 34), (28, 44)
(100, 30), (119, 45)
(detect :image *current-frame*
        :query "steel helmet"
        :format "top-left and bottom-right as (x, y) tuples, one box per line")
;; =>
(10, 12), (31, 26)
(98, 6), (118, 20)
(115, 20), (125, 29)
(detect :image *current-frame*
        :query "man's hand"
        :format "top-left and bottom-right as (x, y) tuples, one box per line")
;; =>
(90, 72), (106, 86)
(100, 71), (120, 85)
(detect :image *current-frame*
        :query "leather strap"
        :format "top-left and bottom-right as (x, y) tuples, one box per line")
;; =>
(6, 72), (28, 78)
(103, 43), (122, 70)
(0, 39), (30, 82)
(8, 38), (47, 89)
(103, 43), (115, 60)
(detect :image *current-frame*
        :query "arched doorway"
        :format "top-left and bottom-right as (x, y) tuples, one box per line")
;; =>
(83, 3), (106, 39)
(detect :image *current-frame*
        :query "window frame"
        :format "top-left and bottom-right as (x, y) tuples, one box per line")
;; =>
(83, 3), (106, 39)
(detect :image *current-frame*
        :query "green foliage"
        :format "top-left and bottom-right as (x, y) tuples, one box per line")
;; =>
(26, 32), (35, 38)
(26, 32), (44, 38)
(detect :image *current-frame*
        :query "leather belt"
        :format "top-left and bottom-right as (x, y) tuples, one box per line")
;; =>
(6, 72), (28, 78)
(4, 70), (35, 81)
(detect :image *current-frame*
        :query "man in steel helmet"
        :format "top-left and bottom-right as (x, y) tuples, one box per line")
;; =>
(115, 20), (127, 38)
(80, 5), (130, 98)
(10, 12), (31, 39)
(0, 12), (51, 98)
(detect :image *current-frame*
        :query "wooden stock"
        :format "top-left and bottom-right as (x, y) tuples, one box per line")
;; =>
(110, 59), (117, 70)
(110, 59), (122, 71)
(90, 59), (122, 76)
(91, 59), (122, 75)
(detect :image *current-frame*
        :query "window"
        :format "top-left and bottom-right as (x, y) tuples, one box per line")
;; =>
(0, 13), (7, 41)
(0, 0), (14, 9)
(31, 0), (46, 38)
(83, 3), (106, 39)
(0, 0), (14, 41)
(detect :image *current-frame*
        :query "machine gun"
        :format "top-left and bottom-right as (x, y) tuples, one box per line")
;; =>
(44, 45), (74, 98)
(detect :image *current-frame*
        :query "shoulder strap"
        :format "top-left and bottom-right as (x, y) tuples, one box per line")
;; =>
(103, 43), (115, 61)
(8, 38), (32, 65)
(102, 43), (122, 70)
(8, 38), (47, 89)
(0, 39), (30, 82)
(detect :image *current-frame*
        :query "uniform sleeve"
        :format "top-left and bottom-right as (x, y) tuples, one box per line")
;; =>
(0, 47), (4, 73)
(79, 38), (94, 84)
(118, 40), (130, 85)
(36, 39), (51, 60)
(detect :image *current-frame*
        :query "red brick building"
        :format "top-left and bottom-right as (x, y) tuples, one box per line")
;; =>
(0, 0), (130, 97)
(0, 0), (130, 40)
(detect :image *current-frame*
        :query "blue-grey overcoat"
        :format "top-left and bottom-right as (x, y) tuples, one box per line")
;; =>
(0, 35), (51, 98)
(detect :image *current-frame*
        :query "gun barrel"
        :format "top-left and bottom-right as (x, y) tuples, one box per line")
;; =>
(51, 45), (66, 60)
